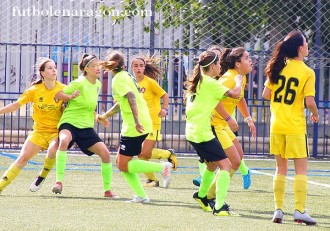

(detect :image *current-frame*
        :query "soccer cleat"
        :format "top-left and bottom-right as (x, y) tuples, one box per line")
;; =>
(193, 192), (212, 212)
(30, 176), (45, 192)
(293, 210), (317, 225)
(52, 182), (63, 194)
(192, 176), (201, 187)
(213, 203), (240, 216)
(242, 168), (251, 189)
(144, 179), (160, 187)
(104, 190), (120, 199)
(208, 198), (215, 210)
(161, 162), (172, 188)
(272, 209), (284, 223)
(167, 149), (178, 170)
(126, 195), (150, 204)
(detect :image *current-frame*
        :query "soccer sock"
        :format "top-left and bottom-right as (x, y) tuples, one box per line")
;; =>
(294, 174), (307, 213)
(198, 162), (206, 176)
(198, 168), (215, 198)
(230, 169), (236, 177)
(101, 162), (113, 191)
(214, 170), (231, 210)
(138, 157), (158, 181)
(127, 159), (163, 173)
(0, 164), (21, 191)
(55, 150), (67, 182)
(151, 148), (171, 159)
(39, 157), (56, 178)
(273, 174), (286, 211)
(121, 171), (146, 198)
(239, 159), (249, 175)
(207, 171), (219, 199)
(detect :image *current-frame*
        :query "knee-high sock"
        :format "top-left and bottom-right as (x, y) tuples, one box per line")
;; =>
(294, 174), (307, 213)
(239, 159), (249, 175)
(215, 170), (231, 210)
(127, 159), (163, 173)
(207, 168), (236, 200)
(151, 148), (171, 159)
(198, 168), (215, 198)
(55, 150), (67, 182)
(121, 171), (146, 198)
(198, 162), (206, 176)
(39, 157), (56, 178)
(101, 162), (113, 191)
(0, 164), (21, 192)
(273, 174), (286, 210)
(138, 157), (158, 182)
(207, 171), (218, 199)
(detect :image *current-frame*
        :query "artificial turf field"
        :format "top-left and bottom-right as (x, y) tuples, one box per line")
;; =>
(0, 151), (329, 231)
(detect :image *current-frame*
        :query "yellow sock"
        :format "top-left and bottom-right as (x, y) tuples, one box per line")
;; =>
(294, 174), (307, 213)
(0, 164), (21, 191)
(230, 169), (236, 177)
(151, 148), (170, 159)
(207, 171), (219, 199)
(39, 157), (56, 178)
(273, 174), (286, 210)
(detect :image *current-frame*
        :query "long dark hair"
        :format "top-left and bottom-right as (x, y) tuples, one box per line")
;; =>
(131, 54), (162, 80)
(188, 51), (218, 94)
(264, 30), (305, 84)
(31, 57), (53, 85)
(219, 47), (246, 76)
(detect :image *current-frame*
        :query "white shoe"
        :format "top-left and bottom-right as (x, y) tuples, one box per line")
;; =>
(126, 195), (150, 204)
(272, 209), (284, 223)
(30, 176), (45, 192)
(293, 210), (317, 225)
(161, 162), (172, 188)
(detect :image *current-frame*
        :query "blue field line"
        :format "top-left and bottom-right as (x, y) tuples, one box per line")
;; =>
(1, 152), (329, 176)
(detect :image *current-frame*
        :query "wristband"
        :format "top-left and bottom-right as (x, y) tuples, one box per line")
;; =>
(162, 108), (168, 111)
(245, 116), (252, 122)
(225, 116), (231, 122)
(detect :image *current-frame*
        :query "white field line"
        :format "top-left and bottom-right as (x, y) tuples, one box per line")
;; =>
(252, 170), (330, 188)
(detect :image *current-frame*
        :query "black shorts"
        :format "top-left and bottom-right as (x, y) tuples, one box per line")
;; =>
(59, 123), (102, 156)
(189, 138), (227, 162)
(119, 134), (148, 156)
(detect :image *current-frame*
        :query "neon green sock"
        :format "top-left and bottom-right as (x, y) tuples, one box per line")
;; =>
(39, 157), (56, 178)
(101, 162), (112, 191)
(215, 170), (230, 210)
(198, 168), (215, 198)
(127, 159), (163, 173)
(121, 171), (146, 198)
(239, 159), (249, 175)
(55, 150), (67, 182)
(198, 162), (206, 176)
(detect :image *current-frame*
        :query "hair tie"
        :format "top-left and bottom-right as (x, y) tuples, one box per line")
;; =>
(200, 54), (217, 68)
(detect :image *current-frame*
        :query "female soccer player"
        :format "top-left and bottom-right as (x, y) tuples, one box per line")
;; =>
(263, 30), (318, 225)
(98, 51), (172, 203)
(186, 50), (243, 216)
(206, 47), (257, 200)
(51, 54), (117, 198)
(131, 55), (177, 187)
(0, 58), (77, 194)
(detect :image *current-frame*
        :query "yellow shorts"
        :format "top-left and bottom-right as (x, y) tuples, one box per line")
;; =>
(270, 133), (309, 159)
(146, 130), (162, 141)
(212, 125), (236, 149)
(27, 130), (59, 150)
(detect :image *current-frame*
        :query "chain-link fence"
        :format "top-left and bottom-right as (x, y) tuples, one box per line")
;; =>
(0, 0), (329, 156)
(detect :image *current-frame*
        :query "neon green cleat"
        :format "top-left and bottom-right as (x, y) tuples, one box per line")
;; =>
(193, 192), (212, 212)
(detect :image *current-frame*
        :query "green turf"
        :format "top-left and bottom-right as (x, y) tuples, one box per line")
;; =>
(0, 154), (329, 231)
